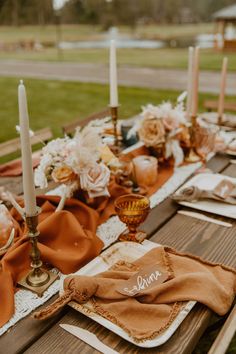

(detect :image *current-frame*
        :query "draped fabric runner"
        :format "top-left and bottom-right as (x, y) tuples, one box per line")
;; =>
(34, 246), (236, 341)
(0, 146), (174, 331)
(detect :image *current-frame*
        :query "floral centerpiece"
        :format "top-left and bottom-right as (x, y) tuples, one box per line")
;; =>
(34, 125), (117, 199)
(128, 95), (190, 166)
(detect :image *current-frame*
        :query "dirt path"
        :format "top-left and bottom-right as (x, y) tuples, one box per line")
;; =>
(0, 60), (235, 95)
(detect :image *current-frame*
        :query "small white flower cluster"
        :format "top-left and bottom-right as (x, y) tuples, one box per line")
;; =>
(34, 137), (72, 189)
(34, 126), (111, 198)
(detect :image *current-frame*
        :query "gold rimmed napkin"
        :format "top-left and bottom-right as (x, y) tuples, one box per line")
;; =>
(34, 246), (236, 342)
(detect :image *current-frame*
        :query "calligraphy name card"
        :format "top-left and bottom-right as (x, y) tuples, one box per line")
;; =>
(116, 264), (169, 297)
(214, 180), (235, 199)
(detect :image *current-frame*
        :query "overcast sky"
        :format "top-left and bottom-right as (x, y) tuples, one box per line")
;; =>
(53, 0), (69, 11)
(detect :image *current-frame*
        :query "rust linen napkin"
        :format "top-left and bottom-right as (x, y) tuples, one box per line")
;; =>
(34, 246), (236, 342)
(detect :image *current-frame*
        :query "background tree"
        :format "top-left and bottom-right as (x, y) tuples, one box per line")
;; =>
(0, 0), (236, 26)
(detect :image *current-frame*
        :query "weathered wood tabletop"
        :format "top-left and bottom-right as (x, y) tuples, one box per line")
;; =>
(0, 154), (235, 354)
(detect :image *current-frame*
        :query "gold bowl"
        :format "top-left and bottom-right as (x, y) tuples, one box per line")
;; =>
(114, 194), (150, 243)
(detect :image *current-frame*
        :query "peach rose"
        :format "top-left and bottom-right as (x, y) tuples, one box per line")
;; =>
(52, 165), (76, 184)
(139, 118), (165, 147)
(80, 163), (110, 198)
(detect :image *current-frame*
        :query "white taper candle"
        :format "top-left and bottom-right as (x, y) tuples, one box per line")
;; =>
(218, 57), (228, 118)
(186, 47), (194, 119)
(18, 80), (37, 216)
(109, 40), (118, 107)
(191, 47), (200, 117)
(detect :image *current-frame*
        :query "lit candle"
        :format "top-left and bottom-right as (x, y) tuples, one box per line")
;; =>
(218, 57), (228, 121)
(132, 155), (158, 187)
(18, 80), (37, 216)
(191, 47), (200, 118)
(109, 40), (118, 107)
(186, 47), (194, 120)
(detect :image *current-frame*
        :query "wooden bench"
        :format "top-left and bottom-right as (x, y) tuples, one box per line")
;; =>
(62, 108), (110, 136)
(0, 127), (53, 159)
(204, 100), (236, 113)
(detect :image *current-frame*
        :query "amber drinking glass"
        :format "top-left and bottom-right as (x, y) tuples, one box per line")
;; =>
(114, 194), (150, 243)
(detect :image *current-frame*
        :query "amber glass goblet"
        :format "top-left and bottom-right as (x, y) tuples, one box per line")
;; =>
(195, 124), (219, 165)
(114, 194), (150, 243)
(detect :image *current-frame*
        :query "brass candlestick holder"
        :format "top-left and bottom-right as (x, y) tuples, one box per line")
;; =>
(131, 161), (141, 194)
(110, 105), (121, 154)
(185, 115), (201, 163)
(18, 207), (58, 296)
(218, 115), (223, 126)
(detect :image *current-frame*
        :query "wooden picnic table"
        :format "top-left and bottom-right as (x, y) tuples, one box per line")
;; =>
(0, 153), (235, 354)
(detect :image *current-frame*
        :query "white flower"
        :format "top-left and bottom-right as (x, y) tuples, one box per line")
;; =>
(35, 121), (109, 195)
(74, 125), (103, 158)
(41, 137), (71, 162)
(165, 139), (184, 166)
(80, 162), (110, 198)
(85, 116), (111, 135)
(16, 125), (34, 138)
(177, 91), (187, 103)
(34, 167), (48, 188)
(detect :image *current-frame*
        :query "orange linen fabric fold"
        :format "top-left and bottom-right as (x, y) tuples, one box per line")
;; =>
(0, 196), (104, 328)
(0, 154), (40, 177)
(35, 246), (236, 342)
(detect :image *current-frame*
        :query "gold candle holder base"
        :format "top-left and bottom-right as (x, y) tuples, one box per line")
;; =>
(18, 270), (58, 297)
(17, 207), (58, 297)
(185, 115), (201, 163)
(185, 148), (201, 163)
(110, 105), (121, 155)
(218, 115), (223, 126)
(119, 230), (147, 243)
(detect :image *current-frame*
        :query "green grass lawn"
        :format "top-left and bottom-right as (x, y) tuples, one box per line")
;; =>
(134, 23), (213, 40)
(1, 76), (236, 165)
(1, 47), (236, 72)
(1, 23), (235, 71)
(0, 76), (231, 145)
(0, 23), (214, 43)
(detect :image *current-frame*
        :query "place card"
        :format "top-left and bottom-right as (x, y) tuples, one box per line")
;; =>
(116, 264), (169, 297)
(214, 180), (235, 199)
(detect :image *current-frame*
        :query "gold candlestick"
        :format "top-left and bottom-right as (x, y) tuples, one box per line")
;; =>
(110, 105), (120, 154)
(218, 115), (223, 126)
(185, 115), (201, 163)
(18, 207), (58, 296)
(131, 161), (140, 194)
